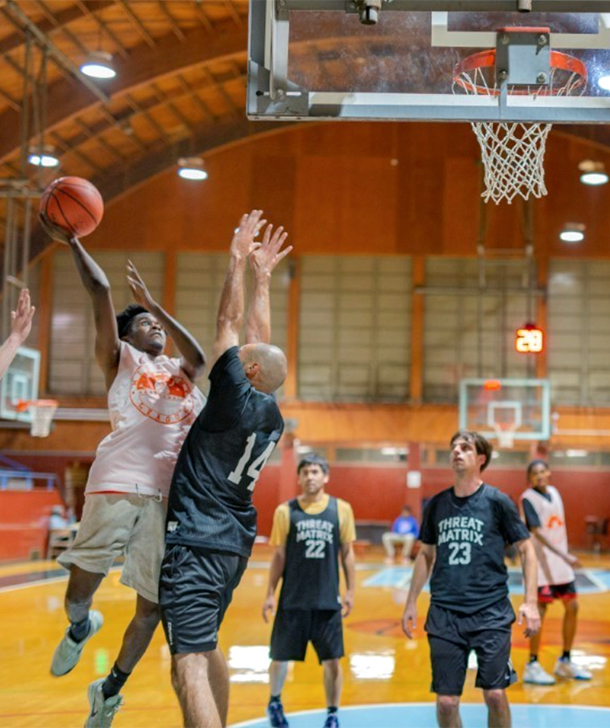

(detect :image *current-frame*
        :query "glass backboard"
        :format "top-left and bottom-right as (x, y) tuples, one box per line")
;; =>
(0, 347), (40, 424)
(248, 1), (610, 123)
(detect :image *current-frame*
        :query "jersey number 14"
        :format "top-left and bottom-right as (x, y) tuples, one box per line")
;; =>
(228, 433), (276, 491)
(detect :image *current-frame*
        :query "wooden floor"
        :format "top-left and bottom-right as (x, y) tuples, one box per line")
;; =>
(1, 548), (609, 727)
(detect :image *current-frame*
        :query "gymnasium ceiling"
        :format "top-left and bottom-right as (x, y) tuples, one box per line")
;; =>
(0, 0), (609, 263)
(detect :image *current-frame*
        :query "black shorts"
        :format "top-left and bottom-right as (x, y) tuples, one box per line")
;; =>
(159, 544), (248, 655)
(270, 609), (344, 663)
(425, 598), (517, 696)
(538, 581), (577, 603)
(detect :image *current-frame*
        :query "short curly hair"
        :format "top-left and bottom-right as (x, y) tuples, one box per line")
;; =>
(116, 304), (148, 339)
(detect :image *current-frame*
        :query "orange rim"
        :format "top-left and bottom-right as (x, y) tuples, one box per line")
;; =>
(453, 49), (588, 96)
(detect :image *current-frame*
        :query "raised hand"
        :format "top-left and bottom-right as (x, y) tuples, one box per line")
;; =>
(11, 288), (35, 343)
(39, 211), (77, 246)
(126, 259), (155, 310)
(230, 210), (267, 259)
(250, 224), (292, 278)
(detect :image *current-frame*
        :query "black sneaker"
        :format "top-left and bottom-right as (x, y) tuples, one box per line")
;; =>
(266, 700), (289, 728)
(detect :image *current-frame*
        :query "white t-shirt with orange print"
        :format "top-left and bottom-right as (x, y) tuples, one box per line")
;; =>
(86, 341), (205, 498)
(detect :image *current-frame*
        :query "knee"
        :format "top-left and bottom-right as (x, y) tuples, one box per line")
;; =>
(136, 600), (161, 629)
(483, 689), (506, 710)
(437, 695), (460, 716)
(323, 659), (341, 678)
(566, 599), (579, 614)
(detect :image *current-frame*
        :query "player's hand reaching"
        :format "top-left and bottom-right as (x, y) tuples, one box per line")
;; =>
(127, 260), (156, 310)
(231, 210), (267, 260)
(564, 552), (582, 568)
(250, 224), (292, 278)
(518, 602), (541, 637)
(10, 289), (35, 343)
(262, 594), (277, 623)
(39, 211), (78, 246)
(402, 601), (417, 639)
(342, 590), (354, 618)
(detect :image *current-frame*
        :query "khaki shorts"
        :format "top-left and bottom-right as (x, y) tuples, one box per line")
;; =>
(57, 493), (167, 603)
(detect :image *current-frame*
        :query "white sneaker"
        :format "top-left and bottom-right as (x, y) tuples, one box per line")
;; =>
(50, 610), (104, 676)
(523, 660), (556, 685)
(554, 658), (593, 680)
(84, 678), (124, 728)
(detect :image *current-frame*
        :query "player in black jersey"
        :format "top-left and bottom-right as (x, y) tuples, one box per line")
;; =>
(159, 210), (291, 728)
(402, 431), (541, 728)
(262, 454), (356, 728)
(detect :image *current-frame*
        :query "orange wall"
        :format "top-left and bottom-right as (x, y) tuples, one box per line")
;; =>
(86, 123), (610, 260)
(0, 490), (63, 561)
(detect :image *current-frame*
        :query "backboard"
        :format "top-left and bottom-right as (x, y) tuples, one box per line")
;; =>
(248, 1), (610, 123)
(0, 347), (40, 424)
(458, 377), (551, 444)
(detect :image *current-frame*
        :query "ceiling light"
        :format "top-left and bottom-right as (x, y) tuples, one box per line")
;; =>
(559, 223), (585, 244)
(598, 74), (610, 91)
(579, 160), (609, 186)
(80, 51), (116, 80)
(177, 157), (208, 181)
(28, 146), (59, 168)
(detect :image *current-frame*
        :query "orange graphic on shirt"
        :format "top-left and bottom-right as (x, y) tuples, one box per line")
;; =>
(129, 365), (196, 424)
(546, 514), (565, 529)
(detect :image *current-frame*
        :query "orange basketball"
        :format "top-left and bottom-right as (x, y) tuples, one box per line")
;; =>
(40, 176), (104, 237)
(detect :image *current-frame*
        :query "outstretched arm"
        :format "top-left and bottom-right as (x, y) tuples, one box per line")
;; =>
(210, 210), (266, 369)
(126, 261), (205, 381)
(40, 212), (119, 389)
(245, 224), (291, 344)
(530, 527), (581, 568)
(0, 289), (35, 380)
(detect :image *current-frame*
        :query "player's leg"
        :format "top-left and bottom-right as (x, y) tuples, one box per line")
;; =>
(172, 652), (222, 728)
(523, 601), (555, 684)
(85, 496), (166, 725)
(482, 689), (511, 727)
(554, 584), (592, 679)
(313, 610), (346, 727)
(268, 609), (310, 727)
(52, 495), (134, 676)
(207, 647), (230, 725)
(426, 605), (469, 728)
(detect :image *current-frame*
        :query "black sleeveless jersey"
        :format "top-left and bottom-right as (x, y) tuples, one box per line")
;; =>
(278, 497), (342, 611)
(420, 483), (530, 614)
(165, 347), (284, 557)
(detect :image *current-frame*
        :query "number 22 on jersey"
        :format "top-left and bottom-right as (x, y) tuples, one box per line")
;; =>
(228, 433), (276, 491)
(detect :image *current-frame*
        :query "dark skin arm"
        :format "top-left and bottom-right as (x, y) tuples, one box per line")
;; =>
(126, 260), (205, 381)
(40, 212), (120, 391)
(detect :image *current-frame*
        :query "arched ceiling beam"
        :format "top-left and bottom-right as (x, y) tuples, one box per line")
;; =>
(0, 20), (249, 163)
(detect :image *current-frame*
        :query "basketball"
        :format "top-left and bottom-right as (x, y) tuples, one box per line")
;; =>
(40, 176), (104, 238)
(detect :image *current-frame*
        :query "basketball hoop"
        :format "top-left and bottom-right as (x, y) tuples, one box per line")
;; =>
(453, 28), (587, 204)
(16, 399), (59, 438)
(494, 422), (516, 449)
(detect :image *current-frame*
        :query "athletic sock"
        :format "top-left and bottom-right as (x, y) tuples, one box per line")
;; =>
(102, 663), (131, 700)
(328, 706), (338, 714)
(68, 617), (90, 642)
(529, 655), (538, 663)
(269, 695), (282, 705)
(561, 651), (571, 661)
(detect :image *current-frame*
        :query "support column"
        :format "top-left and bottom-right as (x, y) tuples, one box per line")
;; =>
(277, 434), (298, 504)
(406, 441), (422, 522)
(536, 256), (548, 380)
(38, 249), (54, 395)
(410, 256), (425, 403)
(284, 256), (300, 400)
(163, 249), (177, 356)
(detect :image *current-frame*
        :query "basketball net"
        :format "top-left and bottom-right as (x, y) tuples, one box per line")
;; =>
(452, 43), (587, 204)
(16, 399), (58, 438)
(494, 422), (516, 450)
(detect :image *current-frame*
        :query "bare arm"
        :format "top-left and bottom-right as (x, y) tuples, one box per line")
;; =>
(126, 260), (205, 381)
(262, 546), (286, 623)
(530, 526), (581, 567)
(402, 543), (435, 638)
(245, 224), (291, 344)
(340, 542), (356, 617)
(516, 538), (541, 637)
(0, 289), (35, 380)
(210, 210), (266, 369)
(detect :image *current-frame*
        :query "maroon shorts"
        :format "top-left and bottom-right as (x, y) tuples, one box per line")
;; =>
(538, 581), (577, 604)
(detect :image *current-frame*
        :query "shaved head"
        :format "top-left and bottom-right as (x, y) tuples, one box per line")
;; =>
(238, 343), (287, 394)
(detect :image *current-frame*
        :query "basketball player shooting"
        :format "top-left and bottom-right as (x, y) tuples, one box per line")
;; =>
(158, 210), (291, 728)
(39, 213), (206, 727)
